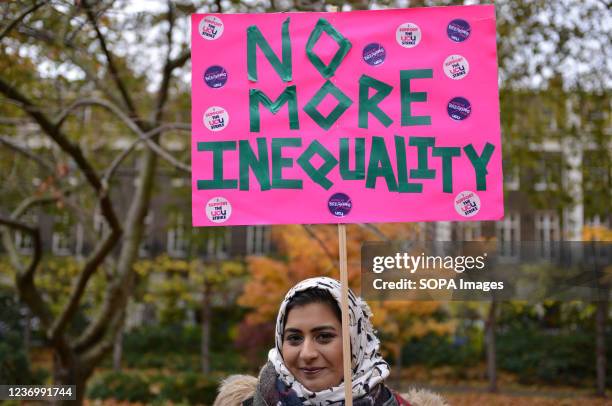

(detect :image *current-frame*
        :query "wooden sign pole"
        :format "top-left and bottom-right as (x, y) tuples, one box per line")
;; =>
(338, 223), (353, 406)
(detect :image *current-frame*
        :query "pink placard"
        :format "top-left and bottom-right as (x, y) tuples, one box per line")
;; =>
(191, 6), (503, 226)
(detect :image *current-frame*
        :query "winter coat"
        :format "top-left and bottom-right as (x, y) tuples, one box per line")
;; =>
(212, 363), (449, 406)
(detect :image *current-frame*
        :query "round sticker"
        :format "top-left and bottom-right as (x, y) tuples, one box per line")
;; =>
(396, 23), (422, 48)
(204, 65), (228, 88)
(328, 193), (352, 217)
(362, 43), (386, 66)
(447, 19), (471, 42)
(447, 97), (471, 121)
(206, 197), (232, 223)
(199, 16), (224, 40)
(443, 55), (469, 80)
(203, 106), (229, 131)
(454, 191), (480, 217)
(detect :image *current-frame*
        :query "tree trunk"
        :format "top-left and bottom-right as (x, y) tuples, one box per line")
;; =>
(595, 298), (608, 397)
(52, 354), (90, 406)
(201, 281), (212, 375)
(485, 301), (498, 393)
(113, 322), (124, 371)
(23, 306), (31, 362)
(394, 341), (402, 389)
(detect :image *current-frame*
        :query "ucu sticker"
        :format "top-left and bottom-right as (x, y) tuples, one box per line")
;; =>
(199, 16), (224, 40)
(203, 106), (229, 132)
(443, 55), (469, 80)
(206, 197), (232, 223)
(396, 23), (422, 48)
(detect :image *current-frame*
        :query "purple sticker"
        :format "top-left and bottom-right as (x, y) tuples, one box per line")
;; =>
(447, 19), (471, 42)
(328, 193), (352, 217)
(362, 43), (386, 66)
(204, 65), (228, 88)
(447, 97), (471, 121)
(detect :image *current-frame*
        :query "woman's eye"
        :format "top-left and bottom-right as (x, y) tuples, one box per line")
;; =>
(286, 334), (303, 345)
(317, 333), (335, 343)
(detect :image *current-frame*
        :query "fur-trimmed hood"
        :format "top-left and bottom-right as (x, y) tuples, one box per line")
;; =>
(212, 374), (449, 406)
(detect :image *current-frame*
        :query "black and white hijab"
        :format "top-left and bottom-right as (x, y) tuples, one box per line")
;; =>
(267, 277), (391, 405)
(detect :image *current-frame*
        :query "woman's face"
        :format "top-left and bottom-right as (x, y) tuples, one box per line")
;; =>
(281, 301), (344, 392)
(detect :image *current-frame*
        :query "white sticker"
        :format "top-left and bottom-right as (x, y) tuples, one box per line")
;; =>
(396, 23), (422, 48)
(454, 191), (481, 217)
(199, 16), (224, 40)
(203, 106), (229, 132)
(206, 197), (232, 223)
(443, 55), (470, 80)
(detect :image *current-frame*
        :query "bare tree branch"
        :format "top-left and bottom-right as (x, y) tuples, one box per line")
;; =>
(302, 225), (338, 268)
(358, 223), (390, 241)
(77, 1), (190, 350)
(0, 0), (45, 41)
(83, 1), (138, 120)
(56, 98), (190, 173)
(0, 135), (55, 173)
(50, 224), (120, 341)
(103, 122), (191, 185)
(0, 77), (121, 235)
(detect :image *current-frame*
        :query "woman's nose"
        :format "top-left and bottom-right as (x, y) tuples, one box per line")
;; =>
(300, 338), (318, 361)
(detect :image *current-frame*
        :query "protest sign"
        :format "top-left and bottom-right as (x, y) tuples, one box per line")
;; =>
(192, 5), (502, 226)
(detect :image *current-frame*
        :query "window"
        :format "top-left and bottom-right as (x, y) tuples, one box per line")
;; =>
(139, 212), (154, 258)
(246, 226), (271, 255)
(93, 209), (108, 238)
(206, 229), (229, 259)
(496, 212), (520, 260)
(14, 213), (37, 254)
(456, 222), (481, 241)
(167, 213), (187, 258)
(535, 211), (560, 259)
(504, 165), (520, 191)
(52, 214), (72, 256)
(534, 153), (562, 192)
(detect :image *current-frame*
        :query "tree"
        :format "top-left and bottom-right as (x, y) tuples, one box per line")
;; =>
(0, 1), (193, 403)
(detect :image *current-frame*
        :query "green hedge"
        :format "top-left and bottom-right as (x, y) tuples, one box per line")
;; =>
(88, 370), (219, 405)
(88, 371), (154, 403)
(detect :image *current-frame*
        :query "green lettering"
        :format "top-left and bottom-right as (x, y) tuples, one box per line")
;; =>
(395, 135), (422, 193)
(339, 138), (365, 180)
(464, 143), (495, 191)
(366, 136), (398, 191)
(247, 18), (292, 82)
(250, 86), (299, 132)
(400, 69), (432, 126)
(296, 140), (338, 190)
(303, 80), (353, 131)
(239, 138), (271, 191)
(271, 138), (302, 189)
(305, 18), (352, 79)
(358, 75), (393, 129)
(409, 137), (436, 179)
(432, 146), (461, 193)
(196, 141), (238, 190)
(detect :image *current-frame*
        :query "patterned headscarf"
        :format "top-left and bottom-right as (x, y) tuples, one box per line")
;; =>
(268, 277), (391, 405)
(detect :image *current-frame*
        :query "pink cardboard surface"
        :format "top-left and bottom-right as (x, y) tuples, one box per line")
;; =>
(191, 6), (503, 226)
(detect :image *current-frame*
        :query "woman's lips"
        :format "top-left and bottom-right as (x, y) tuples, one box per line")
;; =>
(300, 367), (324, 376)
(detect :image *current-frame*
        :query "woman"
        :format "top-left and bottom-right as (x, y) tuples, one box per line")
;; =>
(214, 277), (448, 406)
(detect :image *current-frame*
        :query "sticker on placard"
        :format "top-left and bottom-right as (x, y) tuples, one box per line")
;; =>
(203, 106), (229, 131)
(396, 23), (422, 48)
(199, 16), (224, 40)
(443, 55), (469, 80)
(204, 65), (228, 88)
(328, 193), (352, 217)
(447, 97), (471, 121)
(454, 191), (480, 217)
(206, 197), (232, 223)
(362, 43), (386, 66)
(447, 19), (470, 42)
